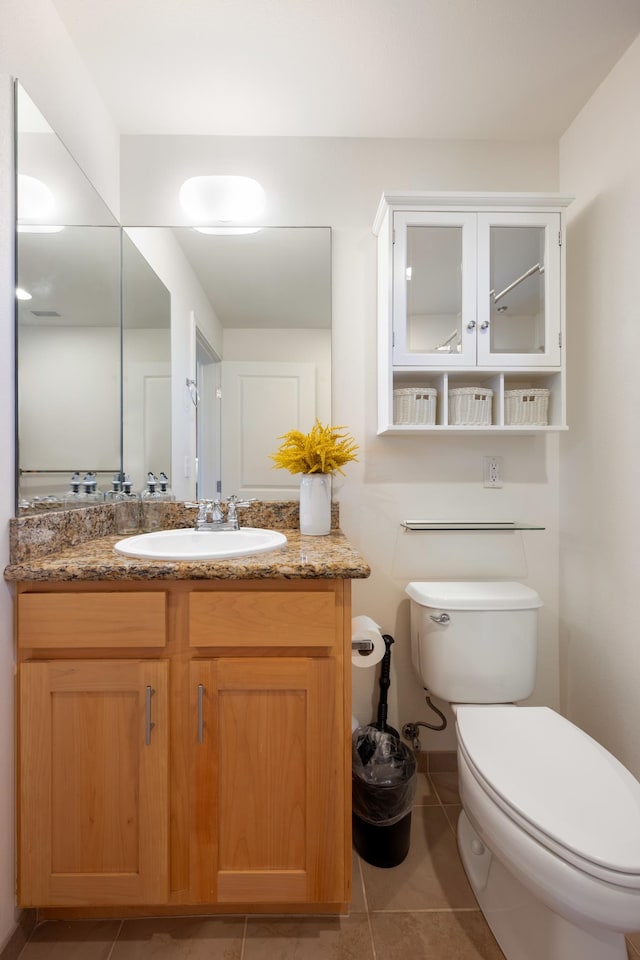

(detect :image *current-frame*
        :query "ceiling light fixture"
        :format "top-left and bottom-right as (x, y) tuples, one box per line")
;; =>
(179, 175), (266, 223)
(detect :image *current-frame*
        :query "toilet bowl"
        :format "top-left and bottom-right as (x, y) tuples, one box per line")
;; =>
(406, 581), (640, 960)
(456, 705), (640, 959)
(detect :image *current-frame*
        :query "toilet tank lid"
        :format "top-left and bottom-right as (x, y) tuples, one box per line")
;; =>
(405, 581), (543, 611)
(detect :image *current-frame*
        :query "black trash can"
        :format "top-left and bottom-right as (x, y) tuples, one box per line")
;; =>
(352, 725), (417, 868)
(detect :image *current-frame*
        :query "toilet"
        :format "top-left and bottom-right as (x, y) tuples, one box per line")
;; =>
(406, 581), (640, 960)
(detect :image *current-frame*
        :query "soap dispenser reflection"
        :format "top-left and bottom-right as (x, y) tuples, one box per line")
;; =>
(140, 472), (165, 532)
(78, 472), (103, 504)
(63, 472), (82, 509)
(104, 473), (125, 504)
(115, 475), (141, 535)
(158, 472), (176, 502)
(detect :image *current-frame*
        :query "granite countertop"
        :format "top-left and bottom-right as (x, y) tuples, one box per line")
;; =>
(4, 529), (371, 582)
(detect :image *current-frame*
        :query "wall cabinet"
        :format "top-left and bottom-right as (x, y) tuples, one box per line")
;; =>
(16, 580), (350, 913)
(375, 192), (573, 433)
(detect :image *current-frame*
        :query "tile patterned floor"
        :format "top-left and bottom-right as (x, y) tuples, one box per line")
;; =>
(14, 753), (640, 960)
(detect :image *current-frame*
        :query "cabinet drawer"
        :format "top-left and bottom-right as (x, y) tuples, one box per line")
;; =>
(18, 592), (167, 649)
(189, 591), (336, 648)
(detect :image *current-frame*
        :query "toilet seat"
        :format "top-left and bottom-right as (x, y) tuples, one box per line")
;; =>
(456, 706), (640, 890)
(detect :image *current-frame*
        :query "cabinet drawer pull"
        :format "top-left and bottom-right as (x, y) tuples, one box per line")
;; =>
(197, 683), (205, 744)
(145, 685), (155, 745)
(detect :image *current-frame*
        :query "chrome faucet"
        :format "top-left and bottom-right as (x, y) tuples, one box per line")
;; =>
(192, 495), (254, 531)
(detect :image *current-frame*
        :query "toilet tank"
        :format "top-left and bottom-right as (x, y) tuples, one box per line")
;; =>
(406, 582), (542, 704)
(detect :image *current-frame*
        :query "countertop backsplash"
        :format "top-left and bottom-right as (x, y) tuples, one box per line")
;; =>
(8, 500), (339, 567)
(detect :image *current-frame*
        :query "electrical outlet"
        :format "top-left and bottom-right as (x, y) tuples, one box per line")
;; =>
(483, 456), (503, 488)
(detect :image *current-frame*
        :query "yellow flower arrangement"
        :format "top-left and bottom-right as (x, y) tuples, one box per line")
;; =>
(270, 420), (359, 475)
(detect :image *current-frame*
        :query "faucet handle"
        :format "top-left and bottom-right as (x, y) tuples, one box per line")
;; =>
(226, 495), (255, 526)
(227, 495), (256, 509)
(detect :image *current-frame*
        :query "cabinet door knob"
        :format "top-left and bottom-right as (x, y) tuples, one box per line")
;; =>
(466, 320), (476, 331)
(480, 321), (490, 330)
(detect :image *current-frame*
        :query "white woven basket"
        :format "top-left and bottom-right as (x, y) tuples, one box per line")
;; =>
(504, 388), (550, 425)
(393, 387), (437, 425)
(448, 387), (493, 425)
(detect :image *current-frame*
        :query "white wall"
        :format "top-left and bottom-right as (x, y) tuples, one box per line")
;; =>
(19, 326), (121, 489)
(559, 35), (640, 778)
(122, 136), (561, 747)
(0, 0), (120, 948)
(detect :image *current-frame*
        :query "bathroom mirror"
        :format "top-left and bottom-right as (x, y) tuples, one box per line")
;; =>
(15, 82), (122, 509)
(15, 82), (332, 511)
(125, 226), (331, 502)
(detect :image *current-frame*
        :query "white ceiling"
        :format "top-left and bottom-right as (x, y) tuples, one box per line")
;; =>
(50, 0), (640, 141)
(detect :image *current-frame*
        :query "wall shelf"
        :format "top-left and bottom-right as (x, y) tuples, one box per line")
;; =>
(401, 521), (545, 531)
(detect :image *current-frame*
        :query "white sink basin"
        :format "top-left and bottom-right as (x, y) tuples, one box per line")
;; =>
(114, 527), (287, 561)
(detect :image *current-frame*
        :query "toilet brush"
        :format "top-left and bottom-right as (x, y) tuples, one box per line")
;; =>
(373, 634), (400, 738)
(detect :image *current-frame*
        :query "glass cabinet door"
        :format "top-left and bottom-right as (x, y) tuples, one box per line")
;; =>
(477, 212), (561, 366)
(392, 211), (477, 366)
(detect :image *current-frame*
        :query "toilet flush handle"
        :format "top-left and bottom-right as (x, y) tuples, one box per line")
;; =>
(429, 613), (450, 624)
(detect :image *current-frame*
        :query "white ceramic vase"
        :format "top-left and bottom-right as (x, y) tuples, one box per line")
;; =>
(299, 473), (332, 535)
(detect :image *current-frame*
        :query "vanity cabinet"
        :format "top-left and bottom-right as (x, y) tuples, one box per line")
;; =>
(16, 580), (350, 913)
(375, 192), (573, 433)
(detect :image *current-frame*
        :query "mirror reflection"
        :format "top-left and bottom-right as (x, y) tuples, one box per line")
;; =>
(489, 225), (546, 354)
(15, 82), (332, 513)
(17, 226), (122, 504)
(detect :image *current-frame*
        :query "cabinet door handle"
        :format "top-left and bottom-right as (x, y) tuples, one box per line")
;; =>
(466, 320), (476, 331)
(145, 685), (155, 745)
(197, 683), (205, 744)
(480, 321), (490, 330)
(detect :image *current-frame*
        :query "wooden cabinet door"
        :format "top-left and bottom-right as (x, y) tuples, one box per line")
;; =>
(19, 660), (169, 907)
(190, 657), (346, 904)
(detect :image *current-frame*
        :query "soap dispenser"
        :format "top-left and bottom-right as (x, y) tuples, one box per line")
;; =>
(158, 472), (176, 501)
(140, 472), (165, 532)
(116, 475), (141, 534)
(63, 472), (82, 508)
(104, 473), (124, 503)
(78, 472), (103, 504)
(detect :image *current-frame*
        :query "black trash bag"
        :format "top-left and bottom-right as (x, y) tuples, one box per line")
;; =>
(352, 725), (417, 827)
